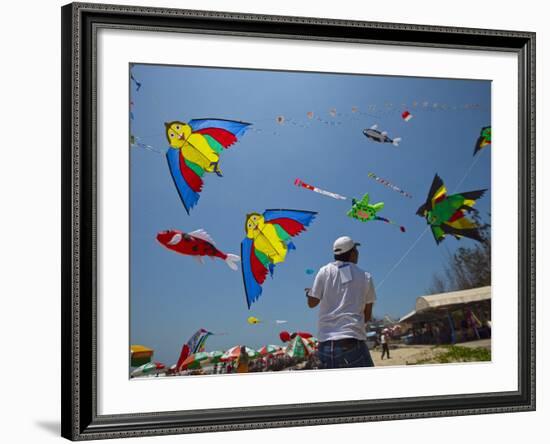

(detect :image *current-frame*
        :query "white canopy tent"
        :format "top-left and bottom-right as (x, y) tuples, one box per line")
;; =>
(399, 286), (491, 323)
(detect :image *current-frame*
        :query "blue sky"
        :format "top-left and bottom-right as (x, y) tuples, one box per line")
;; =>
(129, 64), (491, 366)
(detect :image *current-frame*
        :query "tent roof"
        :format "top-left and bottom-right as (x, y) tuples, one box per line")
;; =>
(416, 286), (491, 312)
(398, 286), (491, 324)
(399, 310), (417, 323)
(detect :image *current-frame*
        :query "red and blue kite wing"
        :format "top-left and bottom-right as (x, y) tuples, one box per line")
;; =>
(166, 148), (202, 214)
(167, 119), (251, 213)
(263, 209), (317, 236)
(241, 238), (269, 309)
(188, 118), (251, 137)
(188, 119), (251, 148)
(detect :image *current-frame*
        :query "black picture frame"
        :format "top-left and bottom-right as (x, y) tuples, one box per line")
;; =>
(61, 2), (536, 440)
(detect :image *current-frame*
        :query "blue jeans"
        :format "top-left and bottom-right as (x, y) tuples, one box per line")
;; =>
(318, 339), (374, 369)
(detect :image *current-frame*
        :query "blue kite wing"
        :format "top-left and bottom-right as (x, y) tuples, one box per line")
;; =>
(263, 209), (317, 227)
(241, 238), (263, 309)
(166, 149), (200, 214)
(188, 119), (252, 138)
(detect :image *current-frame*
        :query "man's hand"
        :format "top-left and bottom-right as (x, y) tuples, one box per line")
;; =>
(305, 288), (320, 308)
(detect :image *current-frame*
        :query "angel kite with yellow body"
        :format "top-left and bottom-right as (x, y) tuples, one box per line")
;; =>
(240, 209), (317, 309)
(165, 118), (251, 214)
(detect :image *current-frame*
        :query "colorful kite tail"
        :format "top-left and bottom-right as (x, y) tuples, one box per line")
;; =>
(367, 172), (412, 198)
(375, 216), (406, 232)
(294, 178), (347, 200)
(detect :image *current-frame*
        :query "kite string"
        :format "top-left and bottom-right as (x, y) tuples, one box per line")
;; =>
(131, 138), (165, 155)
(452, 154), (483, 192)
(375, 227), (428, 291)
(375, 151), (484, 292)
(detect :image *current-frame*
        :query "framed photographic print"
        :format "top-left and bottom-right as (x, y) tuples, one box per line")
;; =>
(61, 2), (535, 440)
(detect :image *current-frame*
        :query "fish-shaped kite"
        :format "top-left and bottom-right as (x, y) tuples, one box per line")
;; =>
(416, 174), (487, 244)
(241, 209), (317, 309)
(157, 228), (241, 270)
(165, 119), (251, 214)
(363, 124), (402, 147)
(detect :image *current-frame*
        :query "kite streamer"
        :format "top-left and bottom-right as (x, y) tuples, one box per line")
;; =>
(251, 101), (486, 139)
(294, 178), (347, 200)
(374, 216), (406, 233)
(367, 172), (413, 198)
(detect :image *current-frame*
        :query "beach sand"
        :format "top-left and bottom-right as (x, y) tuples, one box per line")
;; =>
(371, 339), (491, 367)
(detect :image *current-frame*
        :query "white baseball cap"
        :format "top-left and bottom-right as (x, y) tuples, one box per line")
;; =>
(333, 236), (361, 254)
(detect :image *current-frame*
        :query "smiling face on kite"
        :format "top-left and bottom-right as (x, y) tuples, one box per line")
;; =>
(245, 213), (265, 238)
(356, 206), (376, 220)
(165, 121), (192, 149)
(348, 194), (384, 222)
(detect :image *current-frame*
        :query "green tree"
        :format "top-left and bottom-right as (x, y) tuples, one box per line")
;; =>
(427, 214), (491, 294)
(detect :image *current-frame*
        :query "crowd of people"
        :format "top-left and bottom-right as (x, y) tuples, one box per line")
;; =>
(180, 348), (321, 376)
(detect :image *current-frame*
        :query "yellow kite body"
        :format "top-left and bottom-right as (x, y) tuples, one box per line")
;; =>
(182, 133), (219, 172)
(245, 214), (287, 264)
(166, 122), (219, 172)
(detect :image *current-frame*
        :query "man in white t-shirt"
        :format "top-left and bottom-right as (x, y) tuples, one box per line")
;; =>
(306, 236), (376, 369)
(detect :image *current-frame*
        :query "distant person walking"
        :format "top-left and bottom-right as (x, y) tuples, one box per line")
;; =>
(380, 331), (391, 360)
(236, 346), (249, 373)
(306, 236), (376, 369)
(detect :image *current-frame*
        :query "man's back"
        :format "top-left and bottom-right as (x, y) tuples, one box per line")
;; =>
(310, 261), (376, 342)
